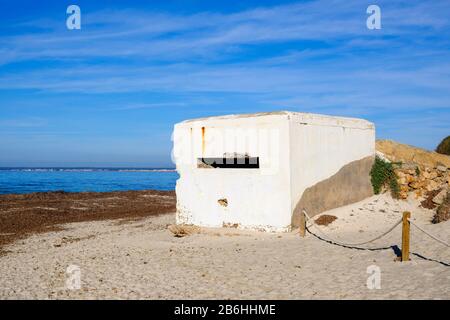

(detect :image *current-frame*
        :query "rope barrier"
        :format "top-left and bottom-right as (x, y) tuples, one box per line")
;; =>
(302, 209), (402, 247)
(408, 218), (450, 248)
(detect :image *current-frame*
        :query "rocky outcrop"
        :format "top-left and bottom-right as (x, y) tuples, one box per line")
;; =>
(394, 165), (449, 201)
(376, 140), (450, 223)
(376, 140), (450, 168)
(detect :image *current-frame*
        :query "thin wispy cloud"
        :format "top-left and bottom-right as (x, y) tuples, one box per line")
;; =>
(0, 117), (48, 128)
(2, 1), (449, 64)
(0, 0), (449, 165)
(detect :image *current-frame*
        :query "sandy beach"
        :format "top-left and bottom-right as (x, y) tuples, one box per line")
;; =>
(1, 192), (449, 299)
(0, 190), (176, 255)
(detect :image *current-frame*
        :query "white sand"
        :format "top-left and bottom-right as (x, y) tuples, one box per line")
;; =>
(1, 193), (449, 299)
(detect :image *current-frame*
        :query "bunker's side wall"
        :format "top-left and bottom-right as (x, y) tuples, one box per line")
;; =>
(289, 115), (375, 227)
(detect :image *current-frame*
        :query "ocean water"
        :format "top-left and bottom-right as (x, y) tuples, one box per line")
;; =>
(0, 168), (179, 195)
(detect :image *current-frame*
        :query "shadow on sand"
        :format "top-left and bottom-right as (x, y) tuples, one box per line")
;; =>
(306, 227), (449, 267)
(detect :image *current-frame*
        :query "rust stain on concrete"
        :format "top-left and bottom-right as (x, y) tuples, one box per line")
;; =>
(201, 126), (205, 156)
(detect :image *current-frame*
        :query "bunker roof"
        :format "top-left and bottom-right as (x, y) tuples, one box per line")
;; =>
(178, 111), (374, 130)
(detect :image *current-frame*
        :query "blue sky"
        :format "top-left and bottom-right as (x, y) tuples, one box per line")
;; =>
(0, 0), (449, 167)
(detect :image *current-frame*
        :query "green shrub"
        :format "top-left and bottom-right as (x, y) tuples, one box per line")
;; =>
(436, 136), (450, 155)
(370, 156), (400, 198)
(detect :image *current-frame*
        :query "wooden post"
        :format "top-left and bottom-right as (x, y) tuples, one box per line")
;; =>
(299, 209), (306, 237)
(401, 211), (411, 262)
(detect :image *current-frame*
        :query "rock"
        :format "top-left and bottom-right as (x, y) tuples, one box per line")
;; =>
(426, 180), (440, 192)
(399, 185), (409, 199)
(432, 191), (450, 224)
(398, 176), (408, 185)
(396, 170), (405, 178)
(422, 171), (431, 179)
(432, 187), (449, 205)
(409, 180), (428, 189)
(421, 189), (441, 209)
(406, 174), (416, 184)
(429, 171), (438, 180)
(437, 165), (447, 172)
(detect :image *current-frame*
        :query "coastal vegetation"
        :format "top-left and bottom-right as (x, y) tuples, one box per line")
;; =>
(370, 156), (400, 199)
(436, 136), (450, 155)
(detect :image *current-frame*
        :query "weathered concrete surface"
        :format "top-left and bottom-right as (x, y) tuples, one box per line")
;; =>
(173, 111), (375, 232)
(292, 156), (374, 227)
(288, 112), (375, 230)
(174, 113), (292, 232)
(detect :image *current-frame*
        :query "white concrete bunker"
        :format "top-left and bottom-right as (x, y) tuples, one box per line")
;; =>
(173, 111), (375, 232)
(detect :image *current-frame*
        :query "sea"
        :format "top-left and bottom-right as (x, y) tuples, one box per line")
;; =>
(0, 168), (179, 195)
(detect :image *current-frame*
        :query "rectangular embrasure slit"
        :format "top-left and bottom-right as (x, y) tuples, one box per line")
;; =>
(197, 156), (259, 169)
